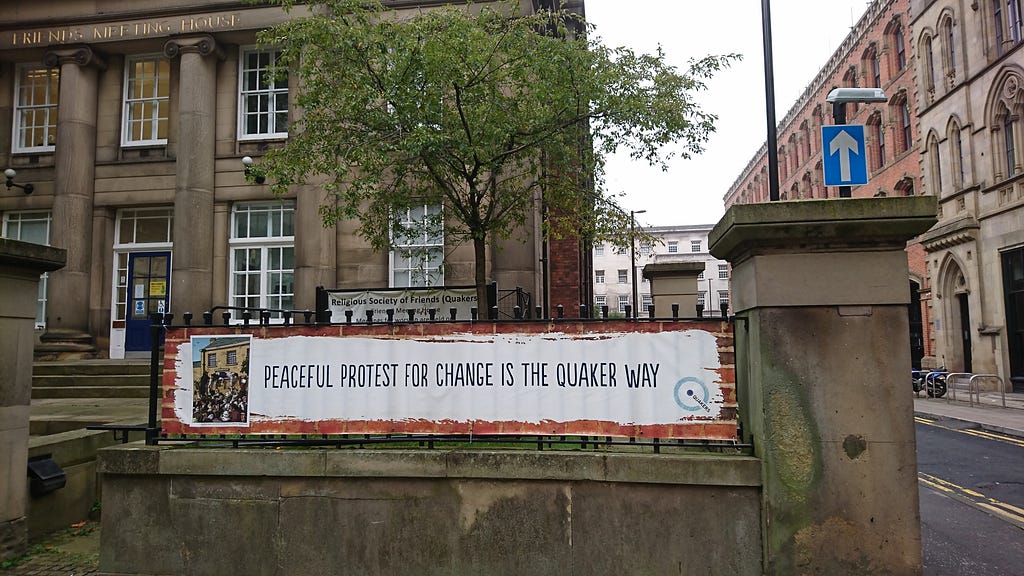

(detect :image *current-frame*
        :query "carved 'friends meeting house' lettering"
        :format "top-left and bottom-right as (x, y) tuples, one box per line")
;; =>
(8, 13), (240, 48)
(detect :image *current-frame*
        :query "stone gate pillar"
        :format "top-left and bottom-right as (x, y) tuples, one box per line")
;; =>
(709, 197), (936, 575)
(0, 240), (65, 561)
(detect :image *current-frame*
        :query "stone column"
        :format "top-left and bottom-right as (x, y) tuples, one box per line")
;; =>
(38, 46), (104, 357)
(709, 197), (937, 576)
(0, 240), (65, 561)
(164, 35), (222, 318)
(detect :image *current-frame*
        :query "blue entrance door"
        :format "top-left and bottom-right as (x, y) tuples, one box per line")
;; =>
(125, 251), (171, 352)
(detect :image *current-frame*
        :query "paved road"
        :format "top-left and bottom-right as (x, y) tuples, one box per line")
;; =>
(916, 417), (1024, 575)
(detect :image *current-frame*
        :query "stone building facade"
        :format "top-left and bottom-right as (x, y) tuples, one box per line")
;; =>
(913, 0), (1024, 390)
(723, 0), (932, 370)
(0, 0), (587, 359)
(592, 224), (730, 317)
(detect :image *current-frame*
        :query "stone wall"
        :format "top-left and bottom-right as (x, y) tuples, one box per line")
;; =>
(97, 447), (762, 576)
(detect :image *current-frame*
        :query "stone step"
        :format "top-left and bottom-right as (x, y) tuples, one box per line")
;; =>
(33, 374), (151, 387)
(33, 359), (151, 376)
(31, 386), (152, 399)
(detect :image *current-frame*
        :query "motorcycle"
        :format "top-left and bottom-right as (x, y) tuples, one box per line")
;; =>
(912, 368), (947, 398)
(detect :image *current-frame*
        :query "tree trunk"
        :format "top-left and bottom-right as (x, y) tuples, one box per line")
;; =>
(474, 234), (488, 319)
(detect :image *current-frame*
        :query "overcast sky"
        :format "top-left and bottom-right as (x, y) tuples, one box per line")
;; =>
(584, 0), (872, 226)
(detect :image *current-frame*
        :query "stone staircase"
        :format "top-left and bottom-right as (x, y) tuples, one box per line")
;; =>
(32, 359), (152, 399)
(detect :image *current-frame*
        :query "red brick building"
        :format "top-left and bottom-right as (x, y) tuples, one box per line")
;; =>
(723, 0), (933, 368)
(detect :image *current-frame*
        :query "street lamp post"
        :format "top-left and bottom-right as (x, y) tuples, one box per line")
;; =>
(630, 209), (646, 319)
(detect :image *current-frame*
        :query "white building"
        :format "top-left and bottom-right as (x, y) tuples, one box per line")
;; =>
(591, 223), (730, 317)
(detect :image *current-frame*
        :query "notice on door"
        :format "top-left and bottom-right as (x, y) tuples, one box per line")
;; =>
(150, 280), (166, 296)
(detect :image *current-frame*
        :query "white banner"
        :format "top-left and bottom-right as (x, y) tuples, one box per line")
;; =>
(172, 331), (723, 433)
(326, 287), (477, 322)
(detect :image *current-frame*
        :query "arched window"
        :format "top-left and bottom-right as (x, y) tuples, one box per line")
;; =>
(790, 182), (800, 200)
(778, 146), (787, 181)
(788, 133), (800, 170)
(801, 121), (811, 159)
(948, 120), (966, 189)
(1002, 103), (1017, 177)
(895, 177), (915, 196)
(986, 71), (1023, 180)
(812, 105), (824, 150)
(867, 112), (885, 172)
(814, 160), (825, 198)
(802, 172), (813, 199)
(760, 166), (769, 201)
(863, 45), (882, 88)
(922, 34), (936, 92)
(941, 16), (957, 84)
(893, 94), (912, 153)
(993, 0), (1024, 56)
(895, 24), (907, 72)
(927, 133), (943, 194)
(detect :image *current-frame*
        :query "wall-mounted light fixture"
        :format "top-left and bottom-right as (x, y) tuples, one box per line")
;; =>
(241, 156), (265, 185)
(4, 168), (33, 194)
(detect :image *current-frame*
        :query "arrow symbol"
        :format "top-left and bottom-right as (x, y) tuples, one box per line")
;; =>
(829, 129), (860, 182)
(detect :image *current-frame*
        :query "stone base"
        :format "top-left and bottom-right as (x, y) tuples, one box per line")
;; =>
(0, 517), (27, 563)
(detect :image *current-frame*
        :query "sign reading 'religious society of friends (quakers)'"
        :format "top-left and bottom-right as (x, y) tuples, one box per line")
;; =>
(169, 330), (726, 438)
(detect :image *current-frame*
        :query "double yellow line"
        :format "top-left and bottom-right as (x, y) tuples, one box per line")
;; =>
(918, 472), (1024, 529)
(914, 416), (1024, 448)
(915, 416), (1024, 528)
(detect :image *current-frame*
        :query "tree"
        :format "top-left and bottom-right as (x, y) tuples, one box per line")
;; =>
(256, 0), (738, 309)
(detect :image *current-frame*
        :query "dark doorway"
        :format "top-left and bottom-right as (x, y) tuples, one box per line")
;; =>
(125, 251), (171, 352)
(957, 292), (972, 373)
(909, 280), (924, 370)
(1002, 248), (1024, 391)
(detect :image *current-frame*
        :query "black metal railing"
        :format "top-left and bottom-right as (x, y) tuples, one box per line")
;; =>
(90, 301), (739, 450)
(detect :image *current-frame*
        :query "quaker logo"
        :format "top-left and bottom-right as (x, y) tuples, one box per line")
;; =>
(673, 376), (711, 413)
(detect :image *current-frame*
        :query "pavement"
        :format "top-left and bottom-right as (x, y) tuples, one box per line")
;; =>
(913, 389), (1024, 439)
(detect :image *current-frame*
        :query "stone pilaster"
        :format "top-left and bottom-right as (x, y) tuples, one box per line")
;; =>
(0, 240), (65, 562)
(38, 45), (104, 357)
(294, 186), (336, 311)
(164, 35), (223, 318)
(709, 197), (937, 575)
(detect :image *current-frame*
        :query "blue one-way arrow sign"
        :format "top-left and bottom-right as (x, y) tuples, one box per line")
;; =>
(821, 124), (868, 186)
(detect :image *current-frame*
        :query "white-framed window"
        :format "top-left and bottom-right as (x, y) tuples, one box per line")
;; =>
(2, 211), (51, 327)
(697, 291), (706, 306)
(122, 56), (170, 146)
(691, 240), (701, 252)
(698, 271), (704, 280)
(718, 264), (729, 279)
(617, 269), (628, 284)
(718, 290), (730, 305)
(391, 204), (443, 287)
(13, 66), (59, 153)
(113, 208), (174, 322)
(595, 269), (605, 284)
(594, 243), (604, 256)
(618, 296), (629, 314)
(230, 202), (295, 316)
(641, 294), (653, 312)
(667, 241), (678, 253)
(639, 242), (652, 256)
(595, 295), (606, 308)
(239, 47), (289, 140)
(614, 245), (628, 255)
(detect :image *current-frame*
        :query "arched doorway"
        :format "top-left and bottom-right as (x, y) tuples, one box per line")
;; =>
(909, 280), (924, 370)
(937, 257), (972, 372)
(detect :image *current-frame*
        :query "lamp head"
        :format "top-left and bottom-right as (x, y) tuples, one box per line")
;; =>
(826, 87), (887, 104)
(4, 168), (16, 179)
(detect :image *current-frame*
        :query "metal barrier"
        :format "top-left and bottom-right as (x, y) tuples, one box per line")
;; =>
(945, 372), (971, 403)
(968, 374), (1006, 408)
